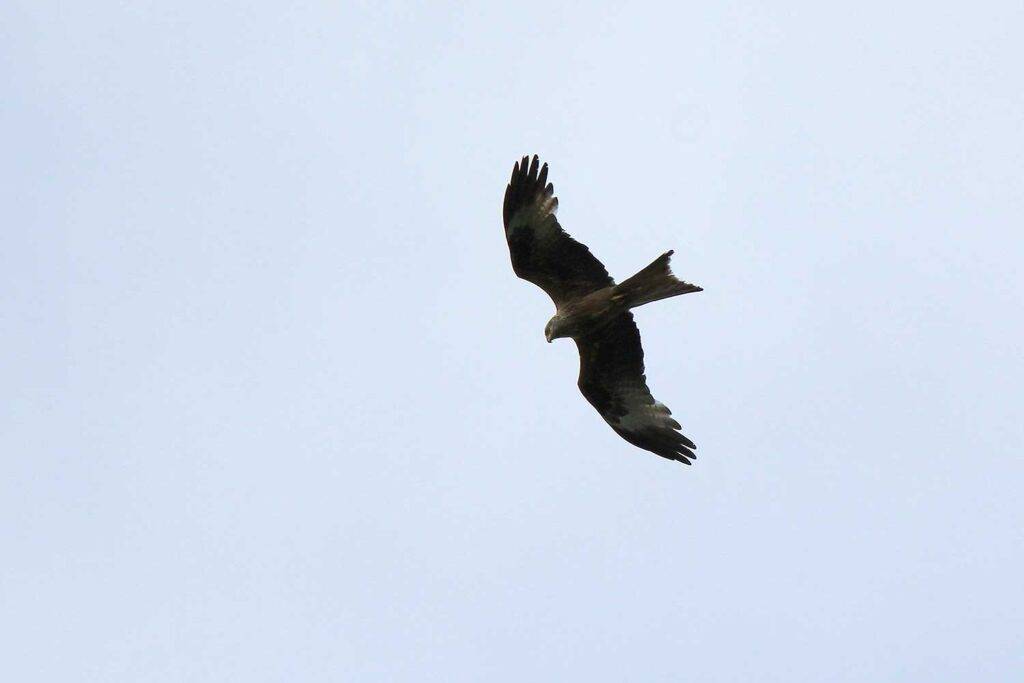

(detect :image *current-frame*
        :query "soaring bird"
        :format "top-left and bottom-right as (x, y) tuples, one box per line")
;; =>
(503, 155), (702, 464)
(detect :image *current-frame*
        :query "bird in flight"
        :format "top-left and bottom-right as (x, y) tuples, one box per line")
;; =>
(503, 155), (702, 465)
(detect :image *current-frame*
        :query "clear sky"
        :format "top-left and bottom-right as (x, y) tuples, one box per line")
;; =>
(4, 2), (1023, 680)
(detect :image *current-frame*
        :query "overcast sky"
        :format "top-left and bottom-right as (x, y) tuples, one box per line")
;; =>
(4, 2), (1023, 680)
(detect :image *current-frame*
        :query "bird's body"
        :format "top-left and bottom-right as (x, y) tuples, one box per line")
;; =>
(545, 286), (624, 341)
(503, 155), (703, 465)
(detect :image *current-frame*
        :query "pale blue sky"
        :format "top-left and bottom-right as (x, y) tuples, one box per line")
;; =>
(3, 2), (1023, 680)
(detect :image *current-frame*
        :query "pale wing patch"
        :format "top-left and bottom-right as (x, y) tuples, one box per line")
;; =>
(505, 195), (559, 243)
(604, 386), (682, 433)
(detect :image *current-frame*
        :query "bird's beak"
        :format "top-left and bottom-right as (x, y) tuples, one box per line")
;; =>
(545, 332), (552, 343)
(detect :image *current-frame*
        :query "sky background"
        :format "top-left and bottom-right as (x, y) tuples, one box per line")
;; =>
(3, 2), (1023, 680)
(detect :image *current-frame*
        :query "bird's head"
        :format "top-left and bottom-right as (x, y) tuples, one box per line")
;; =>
(545, 315), (568, 343)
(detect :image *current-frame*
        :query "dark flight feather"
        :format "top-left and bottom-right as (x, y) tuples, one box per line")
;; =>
(576, 314), (696, 465)
(503, 155), (613, 305)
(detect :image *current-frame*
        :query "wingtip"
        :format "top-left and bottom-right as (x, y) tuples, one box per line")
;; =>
(514, 155), (529, 176)
(513, 154), (543, 166)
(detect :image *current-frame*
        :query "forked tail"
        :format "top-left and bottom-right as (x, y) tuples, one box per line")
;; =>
(614, 250), (702, 309)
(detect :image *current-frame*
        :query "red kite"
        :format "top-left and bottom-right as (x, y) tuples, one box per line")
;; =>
(503, 155), (702, 464)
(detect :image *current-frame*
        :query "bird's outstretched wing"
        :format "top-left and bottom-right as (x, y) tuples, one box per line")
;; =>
(503, 155), (613, 306)
(576, 314), (696, 464)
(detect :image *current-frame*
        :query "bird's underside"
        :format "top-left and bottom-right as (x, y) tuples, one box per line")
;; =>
(502, 155), (702, 465)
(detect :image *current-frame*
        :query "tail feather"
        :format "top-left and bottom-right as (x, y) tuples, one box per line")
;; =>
(615, 250), (701, 309)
